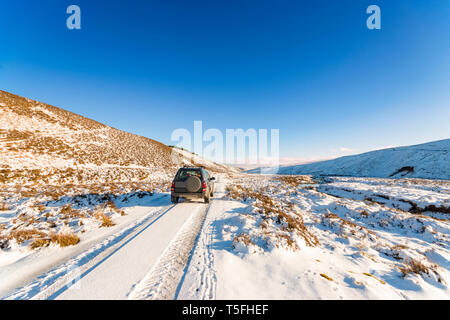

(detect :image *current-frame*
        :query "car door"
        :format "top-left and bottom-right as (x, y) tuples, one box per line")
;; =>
(204, 169), (213, 193)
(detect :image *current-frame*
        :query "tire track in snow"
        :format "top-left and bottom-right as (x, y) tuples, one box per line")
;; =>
(174, 201), (217, 300)
(3, 203), (174, 300)
(194, 199), (224, 300)
(198, 218), (217, 300)
(196, 185), (228, 300)
(176, 183), (228, 300)
(127, 203), (210, 300)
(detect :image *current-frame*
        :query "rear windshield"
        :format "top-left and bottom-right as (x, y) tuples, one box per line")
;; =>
(175, 169), (202, 181)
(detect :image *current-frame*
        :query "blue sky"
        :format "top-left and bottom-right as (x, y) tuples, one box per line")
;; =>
(1, 0), (449, 164)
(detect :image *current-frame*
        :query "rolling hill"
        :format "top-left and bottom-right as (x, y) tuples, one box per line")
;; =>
(0, 90), (236, 186)
(272, 139), (450, 180)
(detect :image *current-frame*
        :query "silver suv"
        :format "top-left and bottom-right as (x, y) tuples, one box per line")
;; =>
(170, 167), (215, 204)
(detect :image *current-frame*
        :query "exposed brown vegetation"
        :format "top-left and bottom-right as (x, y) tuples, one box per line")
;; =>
(277, 175), (314, 187)
(30, 231), (80, 249)
(398, 258), (435, 278)
(0, 201), (10, 211)
(95, 211), (115, 228)
(320, 273), (334, 281)
(277, 233), (298, 250)
(50, 232), (80, 247)
(29, 238), (52, 249)
(393, 244), (409, 250)
(227, 184), (319, 248)
(362, 272), (386, 284)
(321, 212), (376, 239)
(106, 199), (125, 216)
(9, 228), (46, 244)
(233, 233), (254, 247)
(59, 204), (86, 219)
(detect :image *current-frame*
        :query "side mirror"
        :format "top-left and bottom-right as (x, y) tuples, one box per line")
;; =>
(210, 177), (216, 181)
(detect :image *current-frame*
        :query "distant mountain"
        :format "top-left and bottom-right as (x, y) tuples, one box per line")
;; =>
(0, 90), (236, 185)
(253, 139), (450, 180)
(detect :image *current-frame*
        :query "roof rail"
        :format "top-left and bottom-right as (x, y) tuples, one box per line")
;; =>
(182, 164), (205, 168)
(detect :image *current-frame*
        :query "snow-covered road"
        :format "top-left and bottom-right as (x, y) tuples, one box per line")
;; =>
(55, 201), (207, 300)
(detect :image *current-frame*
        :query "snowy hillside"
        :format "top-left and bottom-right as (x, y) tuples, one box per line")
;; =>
(274, 139), (450, 180)
(0, 90), (236, 186)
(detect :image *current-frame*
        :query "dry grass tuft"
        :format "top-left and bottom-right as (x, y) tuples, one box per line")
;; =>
(95, 211), (115, 228)
(60, 204), (72, 215)
(233, 233), (254, 247)
(320, 273), (334, 281)
(106, 199), (125, 216)
(9, 228), (46, 244)
(106, 200), (117, 210)
(362, 272), (386, 284)
(392, 244), (409, 250)
(398, 258), (435, 278)
(30, 238), (51, 249)
(50, 232), (80, 247)
(278, 175), (314, 187)
(0, 201), (11, 211)
(30, 231), (80, 249)
(277, 233), (299, 250)
(59, 204), (85, 218)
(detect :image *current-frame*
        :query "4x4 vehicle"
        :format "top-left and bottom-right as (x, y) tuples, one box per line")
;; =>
(170, 167), (215, 204)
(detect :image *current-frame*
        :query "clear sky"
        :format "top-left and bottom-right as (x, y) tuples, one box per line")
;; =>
(1, 0), (449, 164)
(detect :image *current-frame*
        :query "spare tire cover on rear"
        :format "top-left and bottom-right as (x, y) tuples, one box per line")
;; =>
(186, 176), (202, 192)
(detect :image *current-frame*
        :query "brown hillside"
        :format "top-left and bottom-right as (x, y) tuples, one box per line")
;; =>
(0, 90), (234, 185)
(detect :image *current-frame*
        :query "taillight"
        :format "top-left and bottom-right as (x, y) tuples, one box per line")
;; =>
(202, 182), (206, 192)
(171, 182), (175, 192)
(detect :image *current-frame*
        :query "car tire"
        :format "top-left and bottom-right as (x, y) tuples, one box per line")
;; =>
(171, 196), (179, 203)
(204, 194), (210, 204)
